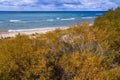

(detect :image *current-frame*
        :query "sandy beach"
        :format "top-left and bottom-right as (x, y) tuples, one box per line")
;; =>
(0, 27), (69, 39)
(0, 30), (50, 38)
(0, 24), (93, 39)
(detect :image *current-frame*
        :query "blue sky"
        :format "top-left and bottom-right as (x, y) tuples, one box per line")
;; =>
(0, 0), (120, 11)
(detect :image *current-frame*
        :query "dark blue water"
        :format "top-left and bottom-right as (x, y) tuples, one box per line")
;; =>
(0, 11), (106, 31)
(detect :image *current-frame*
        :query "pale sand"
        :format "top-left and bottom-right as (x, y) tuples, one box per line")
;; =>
(0, 23), (93, 39)
(0, 30), (51, 38)
(0, 27), (69, 39)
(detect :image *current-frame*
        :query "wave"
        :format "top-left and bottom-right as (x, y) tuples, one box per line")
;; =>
(82, 16), (96, 19)
(56, 18), (60, 20)
(8, 28), (48, 32)
(9, 19), (55, 23)
(9, 20), (42, 23)
(8, 26), (69, 32)
(8, 18), (75, 23)
(61, 18), (75, 21)
(9, 20), (22, 23)
(0, 21), (2, 23)
(46, 19), (54, 22)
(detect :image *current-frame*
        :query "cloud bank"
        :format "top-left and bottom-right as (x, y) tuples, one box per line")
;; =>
(0, 0), (119, 11)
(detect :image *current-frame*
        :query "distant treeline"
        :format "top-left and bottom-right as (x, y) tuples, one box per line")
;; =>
(0, 7), (120, 80)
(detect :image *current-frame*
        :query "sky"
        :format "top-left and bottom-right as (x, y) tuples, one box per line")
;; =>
(0, 0), (120, 11)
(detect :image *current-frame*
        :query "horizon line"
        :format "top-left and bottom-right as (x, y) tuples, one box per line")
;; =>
(0, 10), (107, 12)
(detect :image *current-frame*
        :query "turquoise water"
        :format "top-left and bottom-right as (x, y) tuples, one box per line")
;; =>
(0, 11), (106, 31)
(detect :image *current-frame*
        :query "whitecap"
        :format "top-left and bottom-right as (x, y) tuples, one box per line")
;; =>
(46, 19), (54, 22)
(8, 28), (54, 32)
(8, 29), (26, 32)
(61, 18), (75, 21)
(56, 18), (60, 20)
(9, 20), (22, 23)
(8, 26), (69, 33)
(82, 16), (96, 19)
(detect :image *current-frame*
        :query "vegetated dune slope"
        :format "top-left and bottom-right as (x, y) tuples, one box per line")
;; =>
(0, 7), (120, 80)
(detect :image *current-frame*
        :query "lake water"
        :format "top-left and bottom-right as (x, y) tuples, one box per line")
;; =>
(0, 11), (106, 32)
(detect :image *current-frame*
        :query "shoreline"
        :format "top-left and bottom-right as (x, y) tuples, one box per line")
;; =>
(0, 27), (69, 38)
(0, 23), (93, 39)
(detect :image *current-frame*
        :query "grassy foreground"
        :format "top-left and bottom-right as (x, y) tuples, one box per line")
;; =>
(0, 8), (120, 80)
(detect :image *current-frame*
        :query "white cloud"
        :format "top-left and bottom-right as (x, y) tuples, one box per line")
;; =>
(0, 0), (38, 6)
(62, 0), (119, 11)
(0, 0), (119, 11)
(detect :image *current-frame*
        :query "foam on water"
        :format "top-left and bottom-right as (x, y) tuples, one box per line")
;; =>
(9, 20), (22, 23)
(46, 19), (54, 22)
(56, 18), (60, 20)
(61, 18), (75, 21)
(82, 16), (96, 19)
(8, 28), (52, 32)
(8, 26), (68, 32)
(9, 20), (41, 23)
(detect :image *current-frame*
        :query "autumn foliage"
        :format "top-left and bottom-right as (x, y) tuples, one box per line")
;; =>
(0, 8), (120, 80)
